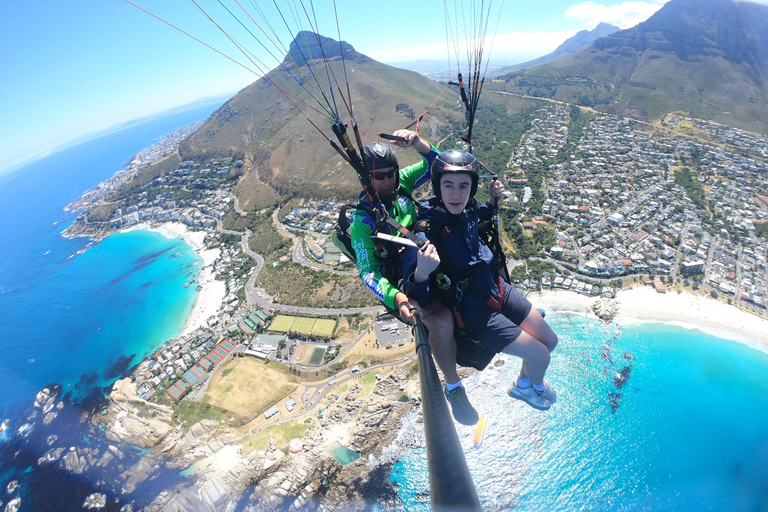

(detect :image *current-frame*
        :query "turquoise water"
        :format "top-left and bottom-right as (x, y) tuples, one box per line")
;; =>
(0, 105), (220, 414)
(384, 314), (768, 511)
(330, 441), (361, 465)
(0, 103), (221, 509)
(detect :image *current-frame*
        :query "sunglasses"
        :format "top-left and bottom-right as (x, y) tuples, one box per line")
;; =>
(370, 170), (396, 180)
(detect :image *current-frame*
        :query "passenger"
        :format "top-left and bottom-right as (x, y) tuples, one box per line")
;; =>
(350, 132), (478, 425)
(403, 149), (559, 411)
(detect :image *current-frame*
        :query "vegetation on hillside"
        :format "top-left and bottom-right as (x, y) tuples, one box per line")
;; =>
(674, 167), (709, 211)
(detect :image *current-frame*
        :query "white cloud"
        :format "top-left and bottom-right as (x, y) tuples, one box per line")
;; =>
(565, 1), (670, 29)
(369, 30), (579, 65)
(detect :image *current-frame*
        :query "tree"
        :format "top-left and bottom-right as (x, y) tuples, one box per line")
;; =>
(533, 224), (556, 250)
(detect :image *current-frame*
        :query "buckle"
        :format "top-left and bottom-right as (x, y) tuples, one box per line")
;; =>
(455, 279), (467, 301)
(435, 273), (451, 290)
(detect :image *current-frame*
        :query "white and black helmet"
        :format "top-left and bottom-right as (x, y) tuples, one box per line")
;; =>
(431, 149), (480, 201)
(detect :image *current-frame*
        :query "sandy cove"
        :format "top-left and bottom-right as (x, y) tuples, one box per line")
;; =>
(124, 222), (225, 337)
(528, 287), (768, 350)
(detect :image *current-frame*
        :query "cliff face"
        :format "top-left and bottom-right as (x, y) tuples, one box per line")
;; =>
(286, 31), (364, 67)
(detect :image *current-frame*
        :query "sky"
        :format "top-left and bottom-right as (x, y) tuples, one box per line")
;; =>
(0, 0), (690, 174)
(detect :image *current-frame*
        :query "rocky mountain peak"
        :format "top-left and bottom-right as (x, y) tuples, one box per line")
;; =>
(287, 31), (361, 67)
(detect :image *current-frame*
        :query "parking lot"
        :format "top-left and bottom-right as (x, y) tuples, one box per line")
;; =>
(373, 314), (410, 346)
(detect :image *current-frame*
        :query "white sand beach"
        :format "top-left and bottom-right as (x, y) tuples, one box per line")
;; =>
(528, 287), (768, 349)
(125, 222), (226, 337)
(157, 222), (226, 337)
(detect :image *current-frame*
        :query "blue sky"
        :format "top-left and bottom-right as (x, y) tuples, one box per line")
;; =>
(0, 0), (679, 174)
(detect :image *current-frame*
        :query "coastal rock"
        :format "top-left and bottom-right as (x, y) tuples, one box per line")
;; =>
(591, 298), (618, 322)
(38, 447), (65, 465)
(160, 419), (221, 469)
(62, 448), (86, 474)
(121, 457), (158, 494)
(83, 493), (107, 509)
(104, 379), (173, 448)
(5, 497), (20, 512)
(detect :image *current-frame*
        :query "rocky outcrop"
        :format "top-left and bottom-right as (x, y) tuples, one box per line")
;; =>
(591, 298), (618, 322)
(104, 378), (173, 448)
(147, 369), (418, 512)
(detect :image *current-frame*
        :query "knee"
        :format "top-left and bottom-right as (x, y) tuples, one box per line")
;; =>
(546, 332), (559, 353)
(422, 309), (455, 343)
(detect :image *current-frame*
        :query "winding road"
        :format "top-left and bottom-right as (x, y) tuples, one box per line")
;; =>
(222, 198), (381, 315)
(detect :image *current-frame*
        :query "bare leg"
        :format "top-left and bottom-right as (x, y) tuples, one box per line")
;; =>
(419, 301), (459, 384)
(519, 308), (558, 353)
(500, 332), (551, 385)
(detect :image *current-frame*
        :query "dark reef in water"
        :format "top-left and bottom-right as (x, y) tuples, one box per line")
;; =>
(602, 340), (637, 413)
(360, 462), (402, 510)
(103, 354), (136, 380)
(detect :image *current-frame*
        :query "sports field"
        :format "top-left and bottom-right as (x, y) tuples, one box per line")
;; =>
(269, 315), (295, 332)
(205, 358), (299, 417)
(292, 316), (316, 335)
(309, 347), (326, 365)
(313, 319), (336, 337)
(268, 315), (337, 337)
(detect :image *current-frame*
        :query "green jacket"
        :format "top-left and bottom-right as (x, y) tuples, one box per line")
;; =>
(349, 148), (438, 309)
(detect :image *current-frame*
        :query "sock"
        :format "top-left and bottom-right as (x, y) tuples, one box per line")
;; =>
(446, 380), (463, 392)
(533, 382), (546, 393)
(516, 377), (532, 389)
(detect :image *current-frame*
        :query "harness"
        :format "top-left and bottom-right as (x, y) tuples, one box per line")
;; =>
(413, 201), (508, 328)
(334, 188), (422, 305)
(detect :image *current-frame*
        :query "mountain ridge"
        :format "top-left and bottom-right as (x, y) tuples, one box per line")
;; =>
(178, 35), (465, 209)
(496, 22), (621, 75)
(498, 0), (768, 134)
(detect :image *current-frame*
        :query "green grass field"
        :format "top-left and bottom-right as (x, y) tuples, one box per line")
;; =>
(309, 347), (326, 365)
(312, 319), (336, 337)
(269, 315), (296, 333)
(292, 316), (316, 335)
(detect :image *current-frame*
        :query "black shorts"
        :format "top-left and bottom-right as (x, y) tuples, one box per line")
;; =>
(460, 282), (532, 353)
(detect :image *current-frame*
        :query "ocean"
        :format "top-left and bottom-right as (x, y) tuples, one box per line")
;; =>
(1, 105), (768, 511)
(378, 315), (768, 511)
(0, 103), (222, 510)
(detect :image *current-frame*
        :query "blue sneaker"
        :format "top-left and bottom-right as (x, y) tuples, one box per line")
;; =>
(507, 379), (557, 411)
(444, 385), (479, 425)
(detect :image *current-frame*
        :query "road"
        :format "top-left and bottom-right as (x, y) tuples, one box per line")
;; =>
(212, 204), (380, 315)
(271, 209), (356, 277)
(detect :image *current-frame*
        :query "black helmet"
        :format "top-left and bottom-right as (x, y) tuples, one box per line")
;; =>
(362, 143), (399, 172)
(362, 142), (400, 194)
(431, 149), (479, 202)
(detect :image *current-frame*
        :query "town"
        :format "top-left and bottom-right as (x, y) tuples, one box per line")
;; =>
(67, 100), (768, 406)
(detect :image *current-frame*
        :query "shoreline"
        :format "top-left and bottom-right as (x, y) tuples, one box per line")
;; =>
(123, 222), (225, 337)
(528, 287), (768, 351)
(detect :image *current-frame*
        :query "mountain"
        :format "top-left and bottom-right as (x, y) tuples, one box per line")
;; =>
(179, 32), (463, 209)
(496, 22), (621, 75)
(498, 0), (768, 134)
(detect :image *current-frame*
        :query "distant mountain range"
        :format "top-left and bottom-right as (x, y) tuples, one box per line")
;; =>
(498, 0), (768, 134)
(175, 0), (768, 208)
(495, 22), (621, 75)
(387, 23), (620, 80)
